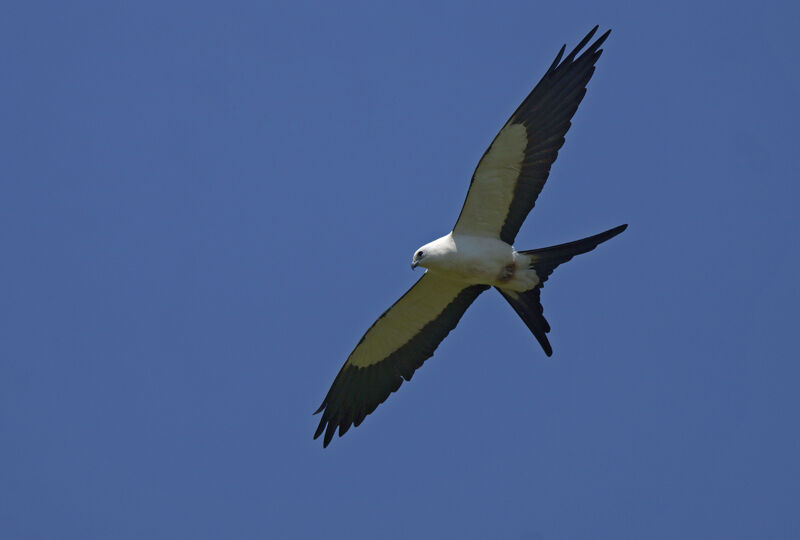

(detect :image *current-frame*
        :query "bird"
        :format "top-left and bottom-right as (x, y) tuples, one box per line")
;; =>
(314, 26), (626, 447)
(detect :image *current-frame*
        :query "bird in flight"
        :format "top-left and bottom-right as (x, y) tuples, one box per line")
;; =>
(315, 26), (626, 447)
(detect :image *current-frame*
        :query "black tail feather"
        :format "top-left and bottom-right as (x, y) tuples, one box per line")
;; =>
(521, 224), (627, 285)
(498, 224), (627, 356)
(497, 287), (553, 356)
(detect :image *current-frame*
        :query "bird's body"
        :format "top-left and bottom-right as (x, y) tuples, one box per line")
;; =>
(415, 233), (539, 292)
(314, 26), (627, 447)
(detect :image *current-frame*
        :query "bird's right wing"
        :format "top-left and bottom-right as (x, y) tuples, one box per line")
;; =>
(453, 26), (610, 245)
(314, 273), (487, 447)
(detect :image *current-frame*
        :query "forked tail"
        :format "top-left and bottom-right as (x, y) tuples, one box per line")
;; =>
(496, 224), (627, 356)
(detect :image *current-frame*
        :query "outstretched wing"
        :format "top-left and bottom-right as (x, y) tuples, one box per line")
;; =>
(453, 26), (610, 245)
(314, 274), (487, 447)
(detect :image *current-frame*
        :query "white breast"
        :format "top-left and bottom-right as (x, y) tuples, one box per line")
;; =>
(425, 233), (515, 285)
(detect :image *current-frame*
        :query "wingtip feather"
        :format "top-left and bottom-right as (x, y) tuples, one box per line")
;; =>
(324, 420), (337, 447)
(567, 26), (599, 61)
(548, 44), (566, 73)
(313, 420), (325, 440)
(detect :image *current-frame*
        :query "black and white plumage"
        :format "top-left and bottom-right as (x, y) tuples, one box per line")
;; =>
(314, 26), (626, 447)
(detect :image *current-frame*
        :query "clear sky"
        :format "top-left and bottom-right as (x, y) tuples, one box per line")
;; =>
(2, 1), (799, 538)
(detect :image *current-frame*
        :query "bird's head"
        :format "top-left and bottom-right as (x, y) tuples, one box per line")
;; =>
(411, 236), (450, 270)
(411, 247), (427, 270)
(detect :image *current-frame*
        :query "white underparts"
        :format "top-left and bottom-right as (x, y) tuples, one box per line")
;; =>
(414, 232), (540, 292)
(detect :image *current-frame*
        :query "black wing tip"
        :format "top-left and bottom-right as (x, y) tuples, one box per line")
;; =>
(549, 26), (611, 75)
(582, 25), (612, 49)
(547, 44), (567, 73)
(598, 28), (612, 44)
(313, 420), (325, 440)
(312, 420), (334, 448)
(579, 25), (600, 47)
(584, 28), (611, 59)
(314, 408), (344, 448)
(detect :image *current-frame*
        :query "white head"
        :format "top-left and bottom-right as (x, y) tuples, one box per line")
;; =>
(410, 235), (453, 270)
(410, 245), (429, 270)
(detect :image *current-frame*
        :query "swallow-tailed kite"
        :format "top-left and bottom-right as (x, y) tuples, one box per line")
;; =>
(314, 26), (626, 447)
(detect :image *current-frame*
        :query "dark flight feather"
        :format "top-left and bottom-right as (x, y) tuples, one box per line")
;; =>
(497, 224), (627, 356)
(314, 283), (488, 447)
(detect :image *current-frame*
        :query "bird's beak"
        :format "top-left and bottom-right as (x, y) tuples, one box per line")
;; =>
(411, 262), (418, 270)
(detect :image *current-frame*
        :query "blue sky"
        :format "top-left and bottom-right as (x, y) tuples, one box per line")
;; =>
(2, 1), (799, 538)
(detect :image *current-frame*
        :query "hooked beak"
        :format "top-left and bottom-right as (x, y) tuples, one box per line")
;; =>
(411, 261), (418, 270)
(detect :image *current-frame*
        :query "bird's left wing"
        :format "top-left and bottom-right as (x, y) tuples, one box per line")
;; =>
(314, 273), (487, 447)
(452, 26), (610, 245)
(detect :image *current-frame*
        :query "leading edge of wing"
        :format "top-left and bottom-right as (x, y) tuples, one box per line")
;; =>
(452, 26), (611, 244)
(314, 274), (488, 447)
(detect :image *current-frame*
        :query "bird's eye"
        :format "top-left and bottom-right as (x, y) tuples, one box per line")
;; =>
(416, 250), (424, 259)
